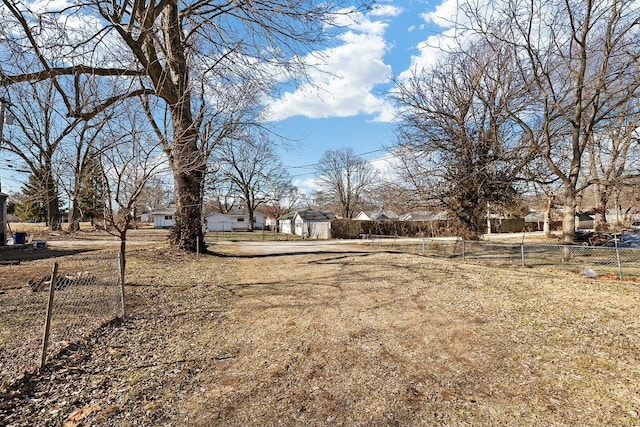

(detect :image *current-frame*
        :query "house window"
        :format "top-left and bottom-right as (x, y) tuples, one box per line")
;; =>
(165, 215), (173, 220)
(237, 217), (244, 222)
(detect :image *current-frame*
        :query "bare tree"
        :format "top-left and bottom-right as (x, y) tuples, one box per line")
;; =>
(1, 0), (369, 251)
(1, 80), (81, 230)
(136, 177), (173, 218)
(262, 182), (303, 221)
(315, 147), (378, 219)
(392, 40), (530, 239)
(586, 96), (640, 230)
(461, 0), (640, 243)
(210, 134), (291, 231)
(97, 102), (166, 268)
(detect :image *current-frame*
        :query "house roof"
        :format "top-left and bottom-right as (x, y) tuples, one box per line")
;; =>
(297, 209), (336, 221)
(525, 211), (545, 222)
(357, 211), (399, 221)
(227, 208), (264, 218)
(278, 209), (336, 222)
(401, 211), (448, 221)
(151, 207), (176, 216)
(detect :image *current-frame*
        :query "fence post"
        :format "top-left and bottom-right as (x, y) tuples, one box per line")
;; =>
(521, 242), (525, 267)
(614, 234), (623, 279)
(422, 238), (425, 256)
(462, 238), (466, 260)
(40, 262), (58, 369)
(119, 252), (127, 320)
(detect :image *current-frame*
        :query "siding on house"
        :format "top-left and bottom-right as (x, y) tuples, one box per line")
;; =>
(206, 209), (265, 231)
(151, 206), (176, 229)
(278, 209), (336, 239)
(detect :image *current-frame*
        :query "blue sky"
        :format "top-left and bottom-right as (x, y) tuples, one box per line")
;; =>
(265, 0), (459, 194)
(0, 0), (458, 195)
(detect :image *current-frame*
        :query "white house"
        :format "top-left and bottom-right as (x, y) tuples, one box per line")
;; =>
(354, 211), (399, 221)
(206, 208), (265, 232)
(278, 209), (336, 239)
(151, 205), (176, 229)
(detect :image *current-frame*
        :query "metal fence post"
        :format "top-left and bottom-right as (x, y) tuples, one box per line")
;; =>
(40, 262), (58, 369)
(119, 252), (127, 319)
(614, 234), (623, 279)
(521, 242), (525, 267)
(462, 238), (466, 260)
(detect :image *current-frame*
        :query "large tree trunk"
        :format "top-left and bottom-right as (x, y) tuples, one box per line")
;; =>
(171, 169), (204, 251)
(168, 108), (205, 252)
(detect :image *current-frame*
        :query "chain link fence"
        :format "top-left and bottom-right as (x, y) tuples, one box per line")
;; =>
(0, 251), (122, 387)
(364, 236), (640, 279)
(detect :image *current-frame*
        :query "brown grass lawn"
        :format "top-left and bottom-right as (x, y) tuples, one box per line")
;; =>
(1, 240), (640, 426)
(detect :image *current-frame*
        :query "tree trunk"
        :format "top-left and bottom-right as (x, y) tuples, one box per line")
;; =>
(562, 187), (577, 244)
(248, 209), (255, 232)
(543, 194), (553, 238)
(593, 185), (609, 232)
(119, 231), (127, 270)
(168, 108), (205, 252)
(68, 197), (81, 232)
(45, 171), (61, 231)
(171, 170), (204, 251)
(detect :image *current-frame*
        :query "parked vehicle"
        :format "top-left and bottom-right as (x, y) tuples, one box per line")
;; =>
(629, 221), (640, 232)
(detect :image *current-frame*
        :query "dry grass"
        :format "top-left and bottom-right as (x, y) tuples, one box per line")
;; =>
(2, 241), (640, 426)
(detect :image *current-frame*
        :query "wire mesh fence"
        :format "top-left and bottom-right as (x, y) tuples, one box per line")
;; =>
(364, 235), (640, 280)
(0, 251), (122, 387)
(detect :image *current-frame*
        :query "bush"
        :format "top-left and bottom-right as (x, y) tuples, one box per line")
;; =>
(331, 219), (454, 239)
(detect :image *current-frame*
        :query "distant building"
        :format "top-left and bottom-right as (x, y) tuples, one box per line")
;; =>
(354, 211), (399, 221)
(150, 205), (176, 229)
(278, 209), (336, 239)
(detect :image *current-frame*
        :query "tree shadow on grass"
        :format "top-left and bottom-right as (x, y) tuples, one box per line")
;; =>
(0, 246), (101, 263)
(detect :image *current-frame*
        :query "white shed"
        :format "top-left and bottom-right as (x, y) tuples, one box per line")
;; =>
(278, 209), (336, 239)
(151, 206), (176, 229)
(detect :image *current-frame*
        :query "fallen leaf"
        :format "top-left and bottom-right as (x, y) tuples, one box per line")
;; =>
(63, 404), (101, 427)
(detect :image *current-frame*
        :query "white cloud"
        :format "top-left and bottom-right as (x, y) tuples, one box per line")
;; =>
(421, 0), (460, 28)
(370, 4), (404, 18)
(265, 8), (397, 123)
(294, 176), (322, 196)
(398, 0), (470, 80)
(29, 0), (74, 13)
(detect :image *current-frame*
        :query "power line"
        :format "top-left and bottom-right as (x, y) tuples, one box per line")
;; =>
(282, 147), (390, 170)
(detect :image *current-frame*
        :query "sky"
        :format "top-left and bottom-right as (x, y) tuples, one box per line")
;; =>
(264, 0), (460, 194)
(0, 0), (459, 196)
